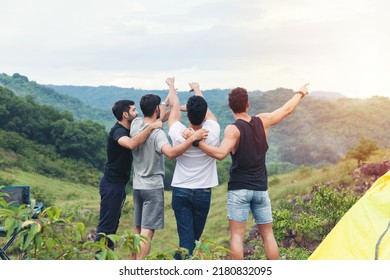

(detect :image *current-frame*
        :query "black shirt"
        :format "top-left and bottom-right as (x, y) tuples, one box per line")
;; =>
(103, 122), (132, 183)
(228, 116), (269, 191)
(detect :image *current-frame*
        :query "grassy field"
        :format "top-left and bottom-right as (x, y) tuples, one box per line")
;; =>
(1, 149), (389, 259)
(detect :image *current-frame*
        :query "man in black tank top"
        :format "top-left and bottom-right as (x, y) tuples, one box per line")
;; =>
(199, 83), (309, 260)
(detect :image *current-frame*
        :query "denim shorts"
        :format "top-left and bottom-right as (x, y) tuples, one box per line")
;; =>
(227, 189), (273, 224)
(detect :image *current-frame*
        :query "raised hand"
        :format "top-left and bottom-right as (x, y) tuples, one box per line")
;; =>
(188, 82), (200, 93)
(298, 83), (310, 96)
(166, 77), (175, 86)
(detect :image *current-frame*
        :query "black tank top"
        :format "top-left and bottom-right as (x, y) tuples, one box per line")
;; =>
(228, 116), (269, 191)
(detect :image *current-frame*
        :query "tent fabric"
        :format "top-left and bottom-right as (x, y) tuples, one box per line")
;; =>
(309, 171), (390, 260)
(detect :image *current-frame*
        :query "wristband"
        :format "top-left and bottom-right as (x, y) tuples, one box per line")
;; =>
(296, 91), (306, 98)
(192, 140), (200, 147)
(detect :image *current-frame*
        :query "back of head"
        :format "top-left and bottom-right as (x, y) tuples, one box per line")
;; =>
(228, 87), (248, 113)
(187, 95), (208, 126)
(112, 100), (134, 121)
(140, 94), (161, 117)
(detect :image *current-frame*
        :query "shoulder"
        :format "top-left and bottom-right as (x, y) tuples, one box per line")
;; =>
(168, 121), (186, 140)
(169, 121), (186, 133)
(252, 116), (264, 126)
(203, 119), (220, 130)
(130, 118), (145, 135)
(154, 128), (169, 141)
(154, 129), (170, 150)
(224, 124), (240, 136)
(111, 123), (129, 139)
(131, 118), (142, 126)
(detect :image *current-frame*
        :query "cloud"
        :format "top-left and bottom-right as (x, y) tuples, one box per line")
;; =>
(1, 0), (390, 98)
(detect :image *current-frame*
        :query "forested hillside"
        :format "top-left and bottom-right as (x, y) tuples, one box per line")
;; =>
(254, 89), (390, 166)
(0, 73), (112, 127)
(49, 81), (390, 168)
(2, 74), (390, 260)
(48, 84), (233, 131)
(0, 87), (107, 173)
(2, 72), (390, 172)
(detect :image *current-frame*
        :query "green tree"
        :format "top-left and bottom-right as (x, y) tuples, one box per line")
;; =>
(346, 136), (378, 166)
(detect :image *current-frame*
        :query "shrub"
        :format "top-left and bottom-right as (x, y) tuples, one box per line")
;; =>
(272, 184), (359, 253)
(0, 196), (232, 260)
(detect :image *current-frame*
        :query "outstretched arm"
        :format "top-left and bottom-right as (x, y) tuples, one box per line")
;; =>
(198, 124), (238, 160)
(258, 83), (309, 129)
(165, 77), (181, 129)
(118, 120), (162, 150)
(158, 95), (170, 123)
(189, 82), (217, 121)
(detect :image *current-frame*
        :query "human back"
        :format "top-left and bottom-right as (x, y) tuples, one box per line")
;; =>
(169, 119), (219, 188)
(228, 116), (268, 191)
(130, 118), (168, 190)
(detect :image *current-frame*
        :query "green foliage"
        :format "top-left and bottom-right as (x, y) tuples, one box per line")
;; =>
(0, 199), (145, 260)
(245, 239), (311, 260)
(0, 162), (14, 185)
(267, 161), (298, 176)
(4, 73), (390, 173)
(1, 195), (230, 260)
(144, 242), (179, 260)
(0, 86), (107, 169)
(279, 247), (311, 260)
(346, 136), (379, 166)
(51, 83), (390, 169)
(217, 158), (231, 184)
(298, 166), (314, 178)
(145, 238), (230, 260)
(0, 129), (101, 185)
(192, 238), (230, 260)
(268, 175), (280, 186)
(0, 73), (112, 128)
(272, 185), (359, 250)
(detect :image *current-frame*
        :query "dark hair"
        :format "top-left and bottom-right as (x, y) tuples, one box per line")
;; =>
(228, 87), (248, 113)
(112, 100), (135, 121)
(140, 94), (161, 117)
(186, 95), (207, 125)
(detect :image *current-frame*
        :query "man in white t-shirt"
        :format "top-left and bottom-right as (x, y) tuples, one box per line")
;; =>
(130, 93), (208, 260)
(165, 77), (220, 259)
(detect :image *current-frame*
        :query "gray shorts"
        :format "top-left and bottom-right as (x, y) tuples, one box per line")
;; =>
(133, 188), (164, 230)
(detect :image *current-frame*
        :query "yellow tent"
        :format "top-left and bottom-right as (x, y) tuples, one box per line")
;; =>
(309, 171), (390, 260)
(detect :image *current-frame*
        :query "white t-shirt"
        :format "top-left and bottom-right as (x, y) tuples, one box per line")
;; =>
(168, 120), (220, 189)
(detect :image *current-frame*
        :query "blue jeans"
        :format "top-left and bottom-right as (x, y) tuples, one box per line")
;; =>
(171, 187), (212, 259)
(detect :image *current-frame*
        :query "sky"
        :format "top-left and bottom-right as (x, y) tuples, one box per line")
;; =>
(1, 0), (389, 99)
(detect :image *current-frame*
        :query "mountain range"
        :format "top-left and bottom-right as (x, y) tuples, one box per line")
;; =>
(1, 72), (390, 169)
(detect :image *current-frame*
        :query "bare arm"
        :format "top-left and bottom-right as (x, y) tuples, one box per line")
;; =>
(118, 120), (162, 150)
(158, 95), (170, 122)
(258, 83), (309, 129)
(162, 128), (208, 159)
(189, 82), (217, 121)
(198, 124), (239, 160)
(165, 77), (181, 129)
